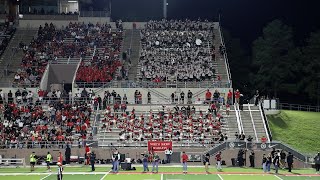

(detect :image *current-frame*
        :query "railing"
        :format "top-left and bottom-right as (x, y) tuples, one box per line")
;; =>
(278, 103), (320, 112)
(217, 23), (232, 87)
(248, 105), (258, 142)
(75, 80), (231, 89)
(20, 14), (78, 20)
(0, 140), (98, 149)
(79, 11), (109, 17)
(234, 104), (242, 133)
(260, 103), (272, 142)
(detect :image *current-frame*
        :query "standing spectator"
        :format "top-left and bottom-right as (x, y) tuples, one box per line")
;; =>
(205, 89), (212, 104)
(215, 151), (222, 171)
(213, 90), (220, 103)
(171, 93), (174, 104)
(249, 150), (255, 167)
(254, 90), (260, 106)
(142, 151), (149, 173)
(287, 152), (294, 172)
(147, 92), (151, 104)
(112, 150), (120, 173)
(204, 153), (210, 173)
(90, 151), (96, 171)
(187, 90), (193, 104)
(180, 91), (185, 104)
(152, 152), (160, 173)
(227, 89), (233, 105)
(280, 150), (286, 169)
(65, 144), (71, 165)
(226, 104), (230, 116)
(181, 151), (188, 173)
(315, 152), (320, 174)
(235, 89), (240, 104)
(273, 151), (280, 174)
(266, 153), (272, 173)
(262, 154), (267, 173)
(165, 148), (172, 163)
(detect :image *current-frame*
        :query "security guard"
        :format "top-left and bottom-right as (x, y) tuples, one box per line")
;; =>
(46, 152), (53, 172)
(30, 152), (36, 172)
(90, 151), (96, 171)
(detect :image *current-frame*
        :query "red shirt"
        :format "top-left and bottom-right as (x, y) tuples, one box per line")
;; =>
(235, 91), (240, 98)
(181, 154), (188, 163)
(205, 91), (212, 99)
(227, 91), (233, 98)
(216, 154), (221, 161)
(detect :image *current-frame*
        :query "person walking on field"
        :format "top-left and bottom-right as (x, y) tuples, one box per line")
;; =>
(181, 152), (189, 173)
(57, 162), (63, 180)
(262, 154), (267, 173)
(204, 153), (210, 173)
(46, 152), (53, 172)
(152, 152), (160, 173)
(30, 152), (37, 172)
(215, 152), (222, 171)
(287, 152), (294, 172)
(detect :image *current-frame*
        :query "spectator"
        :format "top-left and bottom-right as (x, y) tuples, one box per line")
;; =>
(287, 152), (293, 172)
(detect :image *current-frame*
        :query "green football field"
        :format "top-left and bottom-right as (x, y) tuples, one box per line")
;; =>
(0, 166), (319, 180)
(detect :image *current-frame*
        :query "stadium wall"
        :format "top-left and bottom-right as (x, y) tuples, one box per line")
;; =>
(73, 88), (231, 104)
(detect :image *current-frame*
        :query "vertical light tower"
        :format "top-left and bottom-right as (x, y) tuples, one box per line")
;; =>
(163, 0), (167, 19)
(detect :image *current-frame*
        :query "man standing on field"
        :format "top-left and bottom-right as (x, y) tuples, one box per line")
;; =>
(215, 152), (222, 171)
(181, 152), (188, 173)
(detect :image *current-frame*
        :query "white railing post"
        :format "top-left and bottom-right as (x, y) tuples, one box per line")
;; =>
(259, 104), (271, 143)
(248, 104), (258, 142)
(234, 104), (242, 133)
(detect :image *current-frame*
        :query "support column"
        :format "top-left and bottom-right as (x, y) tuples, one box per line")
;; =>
(163, 0), (167, 19)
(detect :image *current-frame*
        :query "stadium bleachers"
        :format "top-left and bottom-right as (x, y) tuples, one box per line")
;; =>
(138, 19), (216, 83)
(0, 23), (15, 56)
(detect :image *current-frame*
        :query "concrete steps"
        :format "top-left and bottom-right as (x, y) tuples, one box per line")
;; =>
(0, 29), (38, 85)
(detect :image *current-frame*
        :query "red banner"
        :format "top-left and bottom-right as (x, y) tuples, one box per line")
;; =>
(148, 141), (172, 152)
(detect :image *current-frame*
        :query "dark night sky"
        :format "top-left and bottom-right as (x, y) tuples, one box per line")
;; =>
(98, 0), (320, 47)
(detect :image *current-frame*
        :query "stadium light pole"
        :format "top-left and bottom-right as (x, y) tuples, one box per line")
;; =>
(163, 0), (168, 19)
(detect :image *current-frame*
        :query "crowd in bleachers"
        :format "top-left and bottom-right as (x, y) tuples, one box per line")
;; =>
(101, 104), (227, 145)
(0, 88), (93, 149)
(14, 22), (124, 87)
(139, 19), (216, 82)
(75, 22), (124, 84)
(0, 23), (15, 56)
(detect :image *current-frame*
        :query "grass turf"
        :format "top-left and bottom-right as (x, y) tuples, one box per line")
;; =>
(0, 166), (317, 174)
(267, 110), (320, 154)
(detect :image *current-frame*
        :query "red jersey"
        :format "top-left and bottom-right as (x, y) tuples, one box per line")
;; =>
(215, 154), (221, 161)
(205, 91), (212, 99)
(181, 154), (188, 163)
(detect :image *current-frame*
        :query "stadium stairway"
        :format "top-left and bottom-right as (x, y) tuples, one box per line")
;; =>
(0, 28), (38, 84)
(224, 108), (240, 139)
(250, 105), (269, 140)
(121, 29), (140, 81)
(238, 105), (258, 140)
(212, 28), (230, 83)
(238, 105), (269, 141)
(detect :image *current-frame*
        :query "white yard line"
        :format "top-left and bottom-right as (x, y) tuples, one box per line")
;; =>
(161, 174), (163, 180)
(274, 175), (283, 180)
(40, 173), (52, 180)
(217, 174), (224, 180)
(100, 170), (111, 180)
